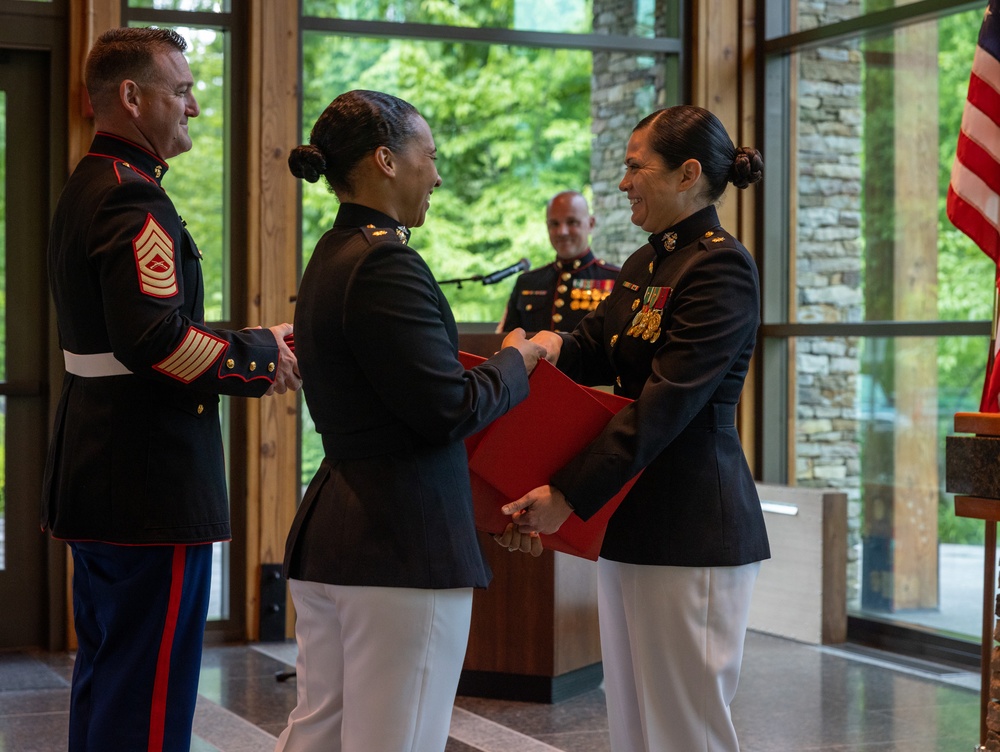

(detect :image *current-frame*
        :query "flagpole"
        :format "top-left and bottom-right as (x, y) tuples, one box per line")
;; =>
(993, 277), (999, 364)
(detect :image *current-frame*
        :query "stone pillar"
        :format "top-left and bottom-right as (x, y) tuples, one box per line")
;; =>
(590, 0), (670, 263)
(794, 0), (864, 605)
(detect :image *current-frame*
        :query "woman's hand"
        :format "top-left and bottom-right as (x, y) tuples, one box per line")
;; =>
(501, 327), (547, 375)
(529, 330), (563, 364)
(502, 485), (574, 535)
(493, 523), (544, 557)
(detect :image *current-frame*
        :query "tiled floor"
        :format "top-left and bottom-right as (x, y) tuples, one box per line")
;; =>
(0, 630), (984, 752)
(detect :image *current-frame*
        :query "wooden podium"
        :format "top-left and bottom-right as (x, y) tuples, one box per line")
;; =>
(945, 412), (1000, 750)
(457, 330), (603, 703)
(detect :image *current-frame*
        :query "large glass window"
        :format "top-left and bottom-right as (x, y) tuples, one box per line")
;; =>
(762, 1), (991, 645)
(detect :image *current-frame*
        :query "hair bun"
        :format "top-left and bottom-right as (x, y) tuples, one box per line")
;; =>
(288, 144), (327, 183)
(729, 147), (763, 189)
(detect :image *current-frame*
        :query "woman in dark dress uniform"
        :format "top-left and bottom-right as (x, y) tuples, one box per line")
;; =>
(274, 90), (545, 752)
(504, 105), (769, 752)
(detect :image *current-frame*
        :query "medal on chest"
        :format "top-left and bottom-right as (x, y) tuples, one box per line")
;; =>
(626, 286), (671, 342)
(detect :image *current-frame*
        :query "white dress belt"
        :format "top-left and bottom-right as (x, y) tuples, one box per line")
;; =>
(63, 350), (133, 377)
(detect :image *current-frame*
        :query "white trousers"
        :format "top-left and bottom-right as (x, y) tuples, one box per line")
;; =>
(273, 579), (473, 752)
(598, 558), (760, 752)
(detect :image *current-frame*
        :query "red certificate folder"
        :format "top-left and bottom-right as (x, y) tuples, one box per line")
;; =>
(460, 352), (639, 559)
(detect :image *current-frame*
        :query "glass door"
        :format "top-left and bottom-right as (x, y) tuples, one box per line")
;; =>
(0, 48), (52, 648)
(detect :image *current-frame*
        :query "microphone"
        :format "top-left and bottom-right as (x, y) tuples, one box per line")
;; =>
(481, 258), (530, 285)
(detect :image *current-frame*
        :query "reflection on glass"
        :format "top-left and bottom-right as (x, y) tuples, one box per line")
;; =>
(789, 6), (993, 641)
(793, 8), (992, 328)
(790, 0), (929, 35)
(208, 396), (232, 621)
(132, 24), (230, 321)
(129, 0), (229, 10)
(303, 0), (662, 36)
(208, 541), (230, 620)
(794, 333), (986, 639)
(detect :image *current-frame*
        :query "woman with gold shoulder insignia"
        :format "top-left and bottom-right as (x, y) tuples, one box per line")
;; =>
(275, 90), (546, 752)
(502, 105), (768, 752)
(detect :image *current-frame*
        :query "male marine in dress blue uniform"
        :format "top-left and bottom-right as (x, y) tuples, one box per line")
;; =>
(41, 28), (297, 752)
(499, 191), (619, 332)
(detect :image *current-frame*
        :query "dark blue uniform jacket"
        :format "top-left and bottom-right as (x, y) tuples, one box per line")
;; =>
(42, 133), (280, 544)
(500, 251), (620, 333)
(551, 205), (771, 567)
(284, 204), (529, 589)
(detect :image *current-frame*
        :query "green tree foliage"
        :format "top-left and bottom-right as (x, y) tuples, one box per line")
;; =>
(302, 0), (593, 33)
(162, 27), (229, 322)
(300, 31), (592, 322)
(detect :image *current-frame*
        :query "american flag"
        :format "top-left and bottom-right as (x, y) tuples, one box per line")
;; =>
(947, 0), (1000, 411)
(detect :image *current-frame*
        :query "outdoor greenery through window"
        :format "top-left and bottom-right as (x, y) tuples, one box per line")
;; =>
(129, 1), (229, 11)
(160, 25), (229, 320)
(303, 0), (663, 36)
(300, 33), (593, 323)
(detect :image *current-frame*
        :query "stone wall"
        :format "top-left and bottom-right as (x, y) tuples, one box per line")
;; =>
(590, 0), (667, 262)
(793, 0), (864, 604)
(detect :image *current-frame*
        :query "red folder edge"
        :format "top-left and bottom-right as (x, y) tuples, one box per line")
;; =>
(459, 351), (638, 560)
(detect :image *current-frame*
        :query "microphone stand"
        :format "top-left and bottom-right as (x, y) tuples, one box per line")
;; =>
(437, 273), (487, 289)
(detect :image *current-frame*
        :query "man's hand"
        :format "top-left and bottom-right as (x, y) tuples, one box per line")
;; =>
(266, 323), (302, 395)
(501, 327), (547, 375)
(493, 523), (544, 557)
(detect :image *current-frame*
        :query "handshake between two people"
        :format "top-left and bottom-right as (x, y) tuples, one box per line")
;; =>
(499, 328), (563, 375)
(265, 322), (302, 396)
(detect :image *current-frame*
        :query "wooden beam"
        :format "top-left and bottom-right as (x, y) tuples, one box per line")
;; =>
(690, 0), (759, 467)
(891, 21), (939, 609)
(63, 0), (121, 652)
(67, 1), (119, 171)
(246, 0), (300, 640)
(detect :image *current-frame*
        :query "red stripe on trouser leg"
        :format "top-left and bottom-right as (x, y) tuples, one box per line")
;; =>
(147, 545), (187, 752)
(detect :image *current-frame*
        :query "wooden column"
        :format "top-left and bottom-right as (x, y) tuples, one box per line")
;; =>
(67, 1), (118, 170)
(245, 0), (300, 640)
(689, 0), (759, 466)
(890, 23), (939, 609)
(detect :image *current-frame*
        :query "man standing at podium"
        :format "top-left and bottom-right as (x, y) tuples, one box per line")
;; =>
(498, 191), (619, 333)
